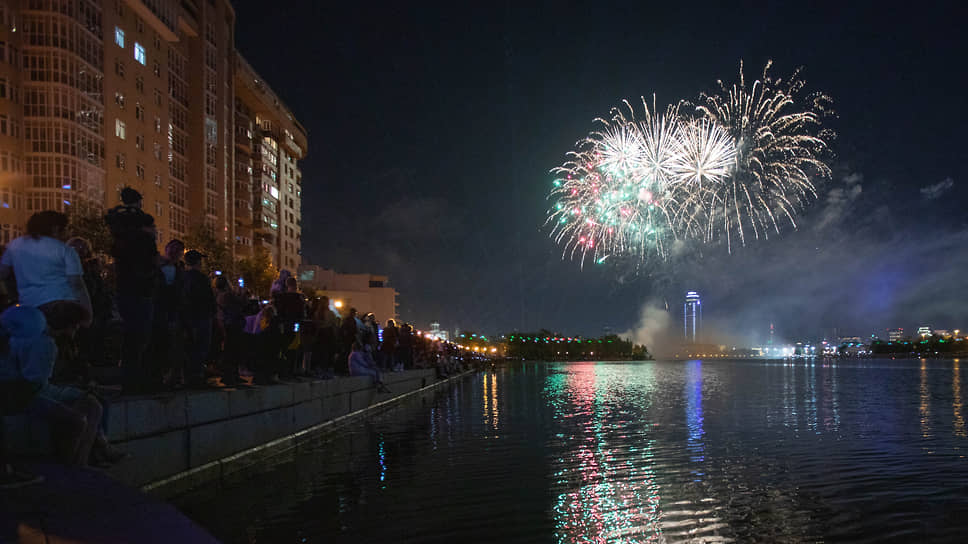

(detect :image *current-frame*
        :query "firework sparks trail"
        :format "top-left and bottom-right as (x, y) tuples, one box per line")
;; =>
(547, 99), (682, 266)
(546, 61), (833, 265)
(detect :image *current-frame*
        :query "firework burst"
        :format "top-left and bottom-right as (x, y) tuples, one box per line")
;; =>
(547, 61), (833, 265)
(692, 60), (833, 249)
(548, 99), (681, 266)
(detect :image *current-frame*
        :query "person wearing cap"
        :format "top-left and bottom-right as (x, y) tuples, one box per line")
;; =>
(180, 249), (217, 388)
(104, 187), (158, 393)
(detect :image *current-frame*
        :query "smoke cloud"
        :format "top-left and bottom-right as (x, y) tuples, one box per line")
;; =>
(619, 300), (676, 357)
(920, 177), (954, 200)
(618, 168), (968, 349)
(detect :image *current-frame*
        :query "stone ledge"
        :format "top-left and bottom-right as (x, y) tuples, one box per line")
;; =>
(142, 369), (475, 499)
(2, 368), (468, 493)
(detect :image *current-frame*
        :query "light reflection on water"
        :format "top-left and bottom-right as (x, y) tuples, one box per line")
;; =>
(180, 359), (968, 543)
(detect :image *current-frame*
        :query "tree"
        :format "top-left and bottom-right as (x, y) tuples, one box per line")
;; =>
(185, 224), (233, 275)
(67, 201), (112, 256)
(236, 247), (277, 297)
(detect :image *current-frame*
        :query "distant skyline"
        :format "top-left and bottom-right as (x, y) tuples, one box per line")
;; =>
(234, 1), (967, 340)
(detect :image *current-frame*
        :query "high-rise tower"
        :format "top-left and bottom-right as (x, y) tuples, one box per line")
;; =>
(684, 291), (701, 343)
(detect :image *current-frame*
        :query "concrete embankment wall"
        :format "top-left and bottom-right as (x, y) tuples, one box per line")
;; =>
(4, 369), (466, 495)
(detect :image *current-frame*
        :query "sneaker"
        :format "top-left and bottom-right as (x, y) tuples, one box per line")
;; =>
(0, 465), (44, 489)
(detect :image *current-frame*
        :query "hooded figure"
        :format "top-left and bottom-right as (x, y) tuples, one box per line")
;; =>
(0, 307), (50, 488)
(0, 305), (125, 468)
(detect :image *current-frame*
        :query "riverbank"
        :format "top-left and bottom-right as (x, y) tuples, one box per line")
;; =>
(2, 369), (476, 542)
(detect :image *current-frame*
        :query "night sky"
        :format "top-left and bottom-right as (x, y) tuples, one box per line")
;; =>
(233, 1), (967, 348)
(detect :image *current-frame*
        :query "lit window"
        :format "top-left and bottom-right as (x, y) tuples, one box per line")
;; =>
(134, 43), (145, 65)
(115, 119), (126, 140)
(115, 27), (124, 48)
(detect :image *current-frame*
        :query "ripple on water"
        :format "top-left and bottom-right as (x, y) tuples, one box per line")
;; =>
(178, 360), (968, 543)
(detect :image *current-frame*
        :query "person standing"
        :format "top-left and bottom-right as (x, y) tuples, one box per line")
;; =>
(397, 323), (414, 371)
(380, 319), (399, 371)
(180, 250), (216, 388)
(361, 313), (379, 355)
(65, 237), (110, 381)
(0, 211), (93, 325)
(215, 276), (245, 385)
(104, 188), (158, 393)
(273, 277), (305, 377)
(311, 296), (338, 376)
(339, 308), (360, 374)
(152, 239), (185, 389)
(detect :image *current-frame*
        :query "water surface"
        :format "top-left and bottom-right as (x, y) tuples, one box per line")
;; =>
(179, 359), (968, 543)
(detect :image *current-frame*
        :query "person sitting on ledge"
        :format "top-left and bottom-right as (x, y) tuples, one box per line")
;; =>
(0, 304), (125, 468)
(348, 341), (390, 394)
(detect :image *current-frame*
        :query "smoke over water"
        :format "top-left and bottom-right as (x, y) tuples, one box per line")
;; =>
(618, 170), (968, 349)
(619, 301), (676, 357)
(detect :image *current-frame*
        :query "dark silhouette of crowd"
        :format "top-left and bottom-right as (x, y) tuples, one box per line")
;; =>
(0, 190), (474, 487)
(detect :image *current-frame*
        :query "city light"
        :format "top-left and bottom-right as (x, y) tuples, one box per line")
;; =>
(333, 300), (344, 308)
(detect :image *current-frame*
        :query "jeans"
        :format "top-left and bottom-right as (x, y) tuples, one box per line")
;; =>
(116, 294), (154, 391)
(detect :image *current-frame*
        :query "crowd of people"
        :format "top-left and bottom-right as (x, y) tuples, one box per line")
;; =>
(0, 189), (472, 487)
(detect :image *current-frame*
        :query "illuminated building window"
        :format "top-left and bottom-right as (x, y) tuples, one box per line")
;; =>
(134, 43), (146, 65)
(115, 27), (124, 48)
(115, 119), (126, 140)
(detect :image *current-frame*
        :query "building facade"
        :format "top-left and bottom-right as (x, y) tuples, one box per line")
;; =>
(684, 291), (701, 343)
(233, 54), (305, 269)
(298, 264), (399, 323)
(0, 1), (305, 270)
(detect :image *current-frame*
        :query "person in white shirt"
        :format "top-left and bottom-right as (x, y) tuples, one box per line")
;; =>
(0, 211), (92, 328)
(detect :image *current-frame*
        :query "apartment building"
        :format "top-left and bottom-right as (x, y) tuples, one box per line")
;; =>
(0, 0), (305, 270)
(234, 54), (305, 270)
(103, 0), (235, 245)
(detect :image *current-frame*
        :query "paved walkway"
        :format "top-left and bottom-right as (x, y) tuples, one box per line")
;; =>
(0, 463), (218, 544)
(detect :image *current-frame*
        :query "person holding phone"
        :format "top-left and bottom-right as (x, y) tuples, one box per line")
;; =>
(273, 276), (306, 378)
